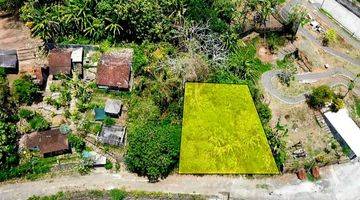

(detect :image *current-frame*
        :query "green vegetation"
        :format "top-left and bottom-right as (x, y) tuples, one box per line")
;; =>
(0, 71), (19, 173)
(179, 83), (278, 174)
(28, 189), (205, 200)
(322, 29), (338, 46)
(18, 109), (50, 132)
(104, 160), (113, 170)
(17, 0), (286, 43)
(125, 121), (181, 182)
(68, 134), (86, 153)
(13, 75), (40, 105)
(309, 85), (345, 112)
(355, 99), (360, 117)
(103, 117), (116, 126)
(309, 85), (335, 109)
(0, 157), (56, 182)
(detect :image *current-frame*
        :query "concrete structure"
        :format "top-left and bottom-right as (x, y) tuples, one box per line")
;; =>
(104, 99), (122, 117)
(324, 109), (360, 159)
(82, 151), (107, 167)
(0, 50), (18, 73)
(98, 125), (126, 146)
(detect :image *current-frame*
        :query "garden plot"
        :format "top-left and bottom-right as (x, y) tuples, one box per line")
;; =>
(179, 83), (278, 174)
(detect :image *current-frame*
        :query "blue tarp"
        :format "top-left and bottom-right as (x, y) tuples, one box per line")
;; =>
(94, 108), (106, 121)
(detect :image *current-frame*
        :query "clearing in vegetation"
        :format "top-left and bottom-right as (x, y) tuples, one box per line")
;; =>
(179, 83), (278, 174)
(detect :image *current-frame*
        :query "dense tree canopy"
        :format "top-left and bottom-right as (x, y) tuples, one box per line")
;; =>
(125, 121), (181, 182)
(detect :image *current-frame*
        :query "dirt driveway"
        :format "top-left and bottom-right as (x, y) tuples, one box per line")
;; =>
(0, 15), (44, 70)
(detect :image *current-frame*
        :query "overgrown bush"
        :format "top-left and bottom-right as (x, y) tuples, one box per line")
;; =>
(29, 115), (50, 131)
(104, 160), (113, 170)
(13, 75), (40, 105)
(103, 117), (116, 126)
(309, 85), (334, 109)
(68, 134), (86, 153)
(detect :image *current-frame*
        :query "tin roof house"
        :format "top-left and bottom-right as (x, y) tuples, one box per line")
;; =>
(96, 50), (132, 90)
(48, 47), (84, 77)
(19, 129), (70, 157)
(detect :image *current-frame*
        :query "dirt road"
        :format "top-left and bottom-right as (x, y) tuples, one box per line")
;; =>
(0, 161), (359, 200)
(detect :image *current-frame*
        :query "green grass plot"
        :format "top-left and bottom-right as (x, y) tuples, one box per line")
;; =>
(179, 83), (278, 174)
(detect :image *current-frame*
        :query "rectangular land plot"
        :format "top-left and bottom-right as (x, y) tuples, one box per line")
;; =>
(179, 83), (278, 174)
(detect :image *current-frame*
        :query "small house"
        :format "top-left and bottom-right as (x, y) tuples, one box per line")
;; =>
(96, 50), (132, 90)
(19, 129), (70, 157)
(104, 99), (122, 117)
(0, 50), (18, 74)
(98, 125), (126, 146)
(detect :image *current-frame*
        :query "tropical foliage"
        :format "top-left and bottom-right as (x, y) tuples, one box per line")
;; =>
(13, 75), (40, 105)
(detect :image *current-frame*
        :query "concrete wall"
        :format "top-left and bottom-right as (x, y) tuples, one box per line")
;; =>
(336, 0), (360, 18)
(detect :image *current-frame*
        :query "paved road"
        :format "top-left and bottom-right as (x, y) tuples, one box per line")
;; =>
(279, 0), (360, 66)
(312, 0), (360, 39)
(281, 0), (360, 48)
(261, 68), (360, 104)
(0, 161), (359, 200)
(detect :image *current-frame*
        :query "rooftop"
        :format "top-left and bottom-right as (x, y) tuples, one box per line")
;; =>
(19, 129), (70, 156)
(324, 109), (360, 157)
(48, 48), (72, 75)
(98, 125), (126, 146)
(0, 50), (18, 69)
(104, 99), (122, 115)
(96, 50), (132, 89)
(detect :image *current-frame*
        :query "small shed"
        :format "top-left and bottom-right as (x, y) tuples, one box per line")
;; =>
(82, 151), (107, 167)
(19, 129), (70, 157)
(104, 99), (122, 117)
(94, 108), (106, 121)
(0, 50), (18, 74)
(98, 125), (126, 146)
(48, 49), (72, 76)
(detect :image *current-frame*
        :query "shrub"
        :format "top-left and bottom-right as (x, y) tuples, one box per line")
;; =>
(68, 134), (86, 153)
(322, 29), (337, 46)
(309, 85), (334, 109)
(18, 108), (34, 120)
(125, 122), (181, 182)
(103, 117), (116, 126)
(29, 115), (50, 131)
(13, 75), (40, 105)
(105, 160), (113, 170)
(109, 189), (126, 200)
(331, 98), (344, 112)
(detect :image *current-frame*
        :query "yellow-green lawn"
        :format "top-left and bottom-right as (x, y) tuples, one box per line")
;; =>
(179, 83), (278, 174)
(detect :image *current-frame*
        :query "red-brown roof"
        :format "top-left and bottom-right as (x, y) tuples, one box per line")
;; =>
(48, 49), (72, 75)
(96, 52), (131, 89)
(19, 129), (69, 155)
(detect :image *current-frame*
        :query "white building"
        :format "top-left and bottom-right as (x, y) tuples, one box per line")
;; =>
(324, 109), (360, 159)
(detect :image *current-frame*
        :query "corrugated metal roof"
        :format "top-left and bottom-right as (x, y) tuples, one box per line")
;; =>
(324, 109), (360, 157)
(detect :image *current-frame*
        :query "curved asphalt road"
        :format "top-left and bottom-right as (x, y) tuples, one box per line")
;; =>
(261, 68), (360, 104)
